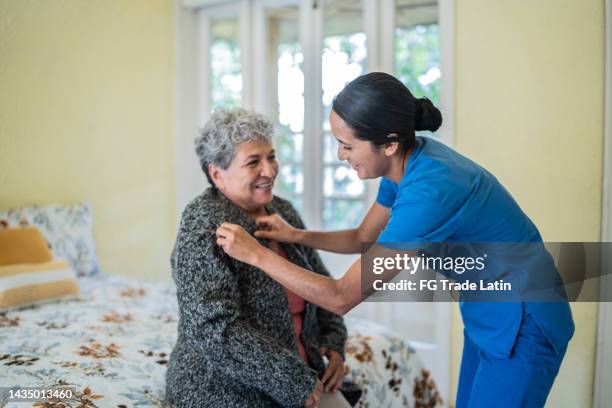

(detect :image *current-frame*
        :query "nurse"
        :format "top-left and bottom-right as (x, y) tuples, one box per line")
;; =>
(215, 72), (574, 407)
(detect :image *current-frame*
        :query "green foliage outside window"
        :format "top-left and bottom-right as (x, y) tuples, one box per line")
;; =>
(395, 24), (440, 105)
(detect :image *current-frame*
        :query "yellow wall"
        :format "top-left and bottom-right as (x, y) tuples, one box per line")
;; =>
(451, 0), (604, 407)
(0, 0), (176, 280)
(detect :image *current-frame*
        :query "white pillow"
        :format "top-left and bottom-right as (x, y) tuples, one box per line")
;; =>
(0, 203), (100, 277)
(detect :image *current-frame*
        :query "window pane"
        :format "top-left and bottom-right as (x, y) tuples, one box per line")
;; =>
(291, 197), (304, 214)
(323, 165), (365, 198)
(322, 0), (367, 125)
(277, 40), (304, 134)
(276, 130), (303, 164)
(210, 17), (242, 109)
(277, 164), (304, 196)
(323, 133), (342, 164)
(323, 199), (366, 230)
(395, 0), (440, 106)
(266, 6), (304, 209)
(322, 0), (368, 229)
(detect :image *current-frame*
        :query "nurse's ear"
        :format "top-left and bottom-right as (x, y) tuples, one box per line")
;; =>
(382, 134), (400, 157)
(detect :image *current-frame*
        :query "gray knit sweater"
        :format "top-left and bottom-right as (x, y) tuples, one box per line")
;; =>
(165, 188), (357, 407)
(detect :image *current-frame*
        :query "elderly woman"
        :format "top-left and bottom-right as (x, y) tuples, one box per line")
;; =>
(165, 108), (360, 408)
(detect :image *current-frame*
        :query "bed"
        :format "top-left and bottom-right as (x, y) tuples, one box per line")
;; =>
(0, 272), (442, 407)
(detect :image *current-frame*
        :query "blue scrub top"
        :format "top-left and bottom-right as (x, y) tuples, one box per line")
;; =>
(376, 136), (574, 357)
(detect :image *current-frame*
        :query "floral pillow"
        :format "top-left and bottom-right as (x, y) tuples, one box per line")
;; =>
(0, 203), (100, 277)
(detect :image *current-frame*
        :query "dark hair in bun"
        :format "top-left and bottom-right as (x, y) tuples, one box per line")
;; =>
(332, 72), (442, 154)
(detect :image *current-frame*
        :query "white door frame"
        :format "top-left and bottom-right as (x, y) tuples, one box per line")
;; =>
(594, 0), (612, 406)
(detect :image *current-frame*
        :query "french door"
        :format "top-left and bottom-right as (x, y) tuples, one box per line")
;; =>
(178, 0), (453, 401)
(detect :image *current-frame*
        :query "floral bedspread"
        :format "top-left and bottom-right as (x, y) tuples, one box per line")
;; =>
(0, 274), (442, 407)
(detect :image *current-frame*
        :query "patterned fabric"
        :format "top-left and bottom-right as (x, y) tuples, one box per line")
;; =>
(0, 203), (100, 277)
(0, 259), (79, 310)
(343, 319), (443, 408)
(0, 273), (442, 408)
(166, 189), (356, 407)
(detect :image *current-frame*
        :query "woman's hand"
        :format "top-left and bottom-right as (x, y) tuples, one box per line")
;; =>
(216, 223), (266, 266)
(304, 379), (324, 407)
(254, 213), (302, 243)
(319, 347), (345, 393)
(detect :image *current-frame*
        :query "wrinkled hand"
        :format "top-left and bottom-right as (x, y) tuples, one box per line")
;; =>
(215, 223), (264, 266)
(304, 379), (324, 407)
(320, 347), (345, 392)
(254, 213), (301, 243)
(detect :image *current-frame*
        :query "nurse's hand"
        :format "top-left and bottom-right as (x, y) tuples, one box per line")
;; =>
(254, 213), (302, 243)
(216, 223), (265, 266)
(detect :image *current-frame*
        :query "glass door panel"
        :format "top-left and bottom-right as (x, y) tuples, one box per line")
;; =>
(395, 0), (440, 105)
(265, 5), (305, 213)
(210, 17), (242, 109)
(322, 0), (368, 229)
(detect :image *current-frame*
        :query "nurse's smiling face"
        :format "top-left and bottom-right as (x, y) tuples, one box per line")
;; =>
(330, 110), (393, 180)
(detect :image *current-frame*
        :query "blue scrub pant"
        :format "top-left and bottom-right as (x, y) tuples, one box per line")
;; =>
(456, 312), (567, 408)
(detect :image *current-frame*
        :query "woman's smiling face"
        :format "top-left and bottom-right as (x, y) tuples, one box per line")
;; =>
(209, 140), (278, 212)
(330, 110), (390, 180)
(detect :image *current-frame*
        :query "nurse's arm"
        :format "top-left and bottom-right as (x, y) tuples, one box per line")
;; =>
(253, 243), (405, 315)
(256, 202), (390, 255)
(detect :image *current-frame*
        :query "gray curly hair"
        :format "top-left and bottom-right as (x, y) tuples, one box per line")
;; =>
(195, 108), (275, 188)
